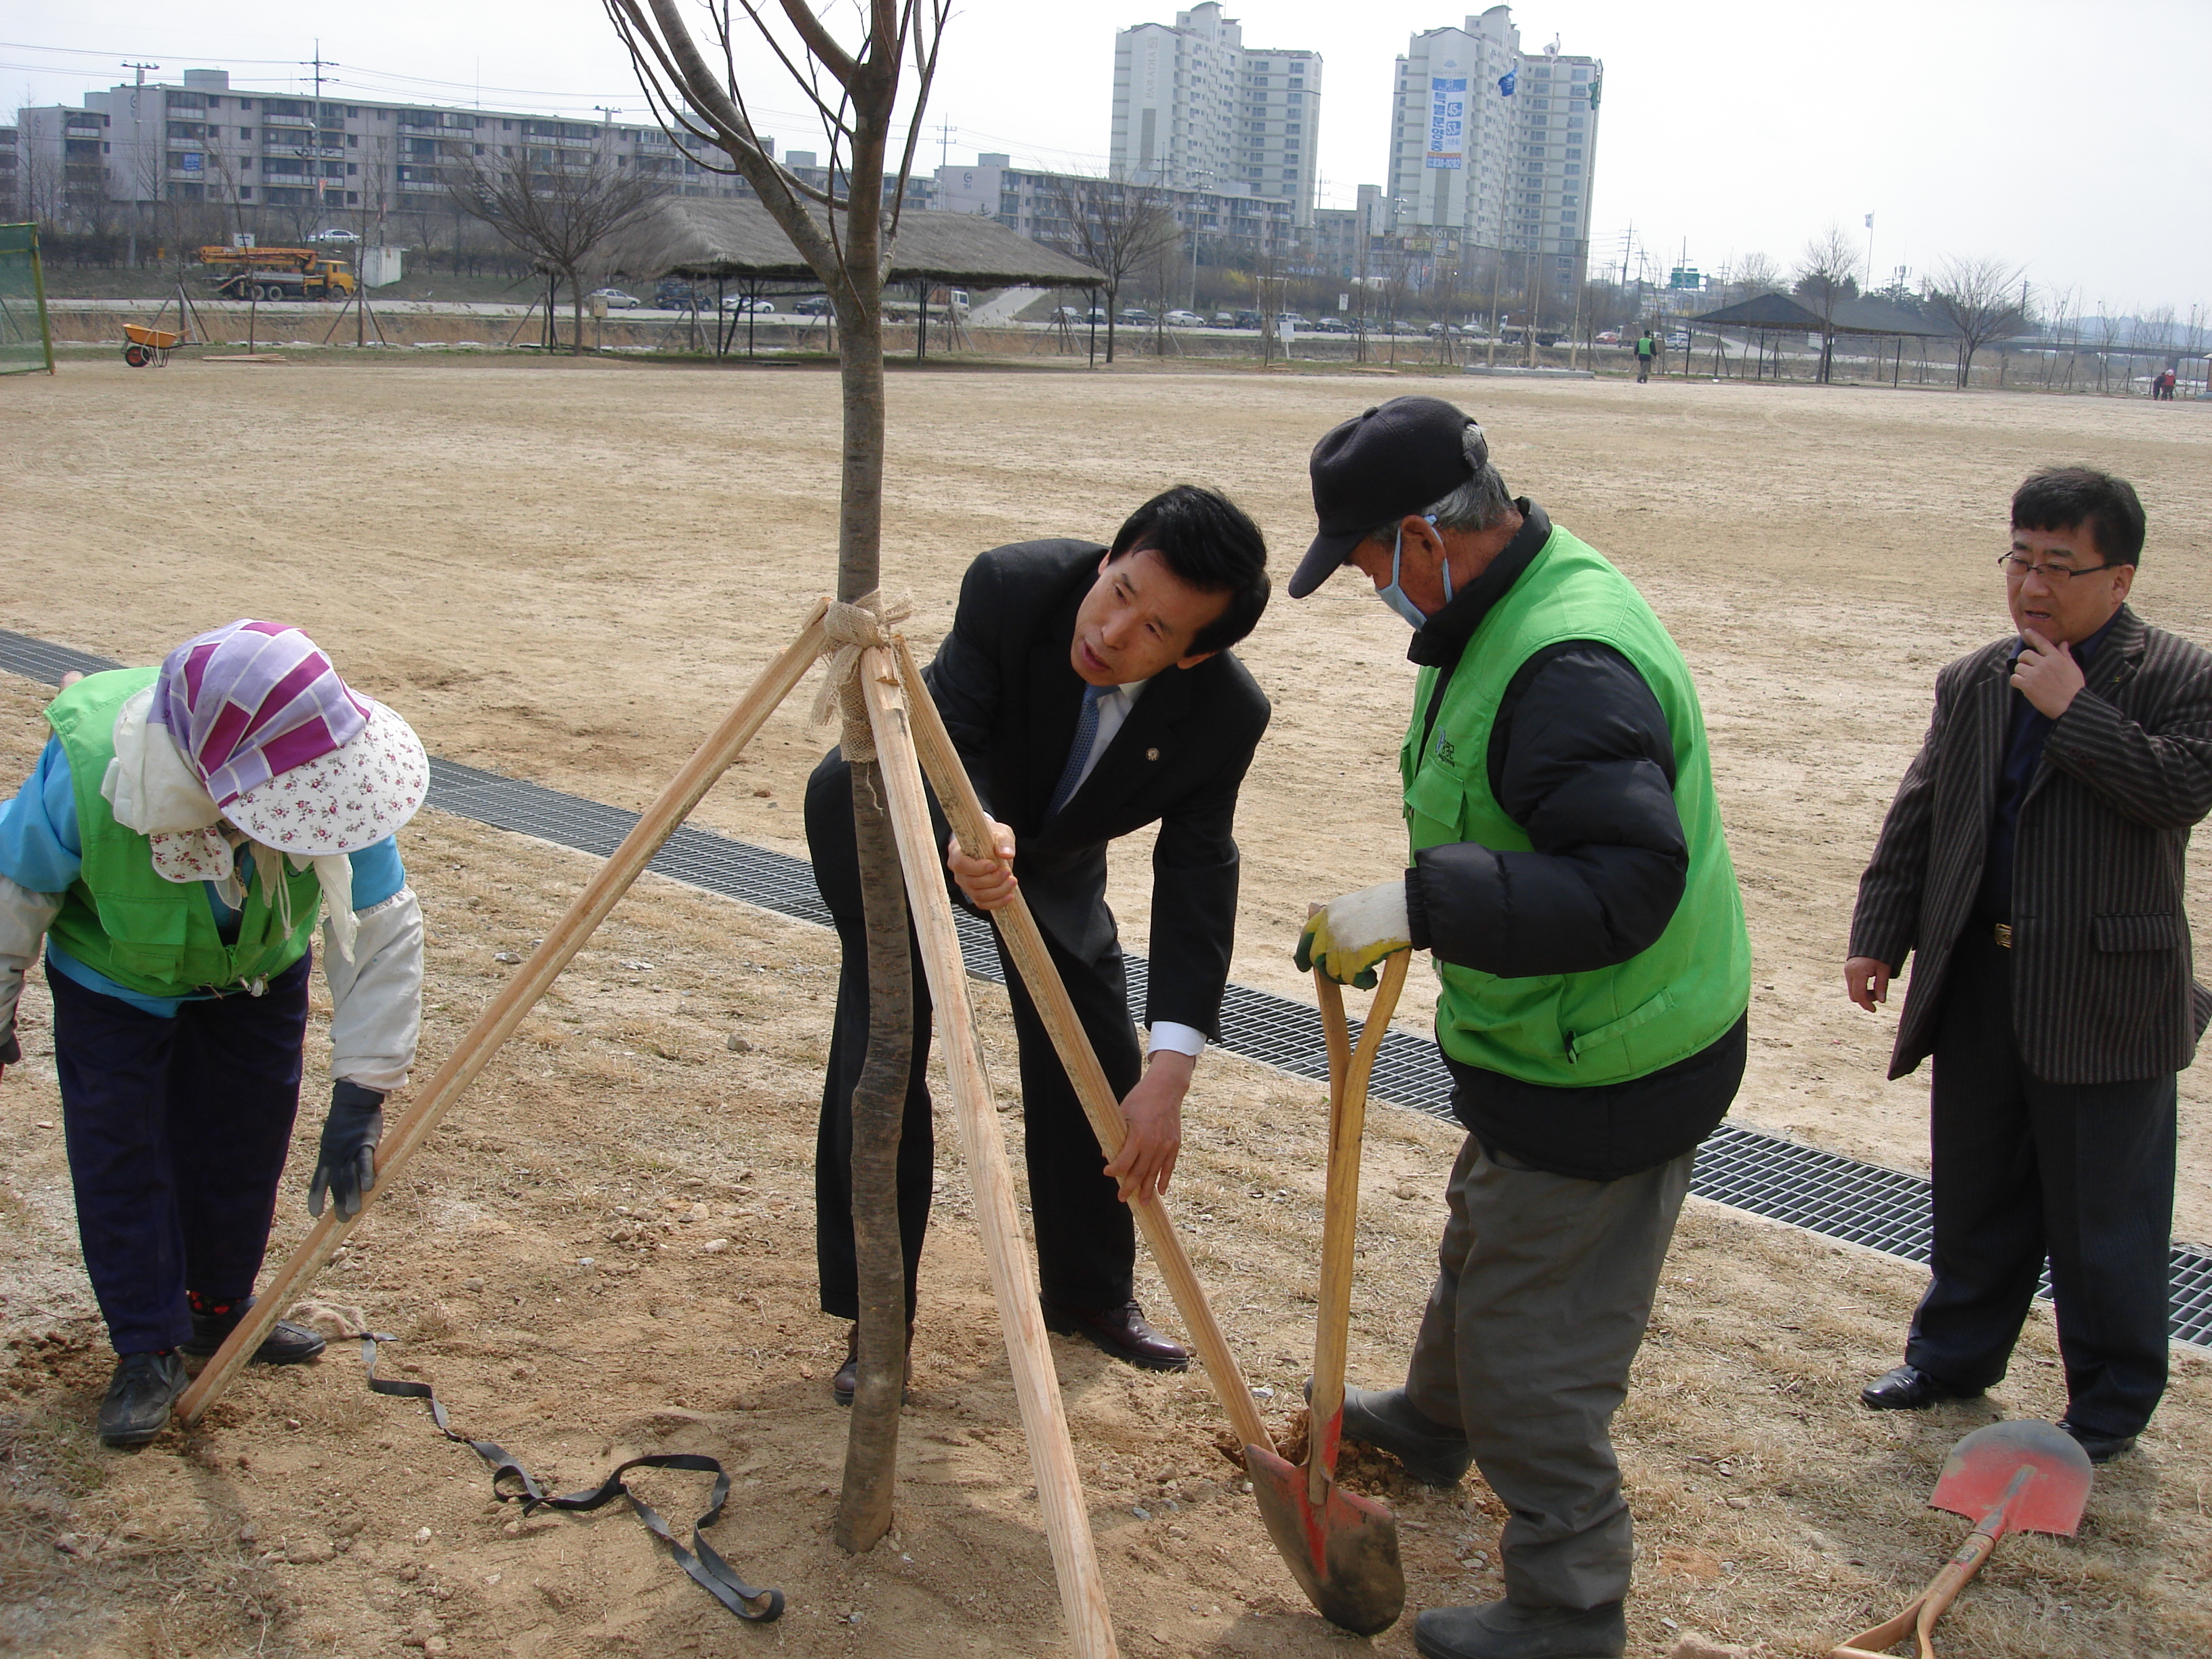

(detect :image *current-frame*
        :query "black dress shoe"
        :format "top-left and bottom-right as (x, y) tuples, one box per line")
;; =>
(1040, 1298), (1189, 1372)
(1317, 1380), (1474, 1488)
(1414, 1598), (1626, 1659)
(99, 1351), (188, 1448)
(832, 1322), (914, 1407)
(1860, 1364), (1980, 1411)
(180, 1295), (326, 1366)
(2057, 1418), (2137, 1464)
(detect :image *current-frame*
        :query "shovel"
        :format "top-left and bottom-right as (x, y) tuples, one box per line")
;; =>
(1246, 949), (1412, 1637)
(1830, 1419), (2093, 1659)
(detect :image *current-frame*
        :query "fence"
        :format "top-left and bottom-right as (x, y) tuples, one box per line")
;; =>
(0, 225), (56, 376)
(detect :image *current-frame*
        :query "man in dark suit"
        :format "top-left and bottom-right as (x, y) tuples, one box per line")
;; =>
(808, 485), (1271, 1401)
(1847, 466), (2212, 1464)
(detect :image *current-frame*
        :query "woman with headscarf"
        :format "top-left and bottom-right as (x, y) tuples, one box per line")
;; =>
(0, 620), (426, 1446)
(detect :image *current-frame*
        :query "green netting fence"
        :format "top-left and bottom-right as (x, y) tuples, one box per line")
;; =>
(1, 225), (56, 375)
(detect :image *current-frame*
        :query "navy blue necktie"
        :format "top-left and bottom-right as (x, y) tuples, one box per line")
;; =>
(1046, 684), (1110, 818)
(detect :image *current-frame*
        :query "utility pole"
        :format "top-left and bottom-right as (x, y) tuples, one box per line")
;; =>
(302, 41), (340, 226)
(123, 63), (159, 268)
(937, 119), (954, 167)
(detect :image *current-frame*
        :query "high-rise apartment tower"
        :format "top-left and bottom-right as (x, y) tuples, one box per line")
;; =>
(1387, 7), (1600, 288)
(1112, 4), (1322, 228)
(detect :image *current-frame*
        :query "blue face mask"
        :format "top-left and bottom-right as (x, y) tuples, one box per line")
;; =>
(1375, 517), (1451, 629)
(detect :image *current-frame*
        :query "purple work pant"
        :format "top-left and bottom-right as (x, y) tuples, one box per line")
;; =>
(46, 953), (310, 1356)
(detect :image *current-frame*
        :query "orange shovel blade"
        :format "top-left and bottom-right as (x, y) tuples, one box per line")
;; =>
(1245, 1441), (1404, 1636)
(1930, 1420), (2092, 1537)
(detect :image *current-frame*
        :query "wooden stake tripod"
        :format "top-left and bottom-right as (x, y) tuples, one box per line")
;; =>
(177, 605), (1298, 1658)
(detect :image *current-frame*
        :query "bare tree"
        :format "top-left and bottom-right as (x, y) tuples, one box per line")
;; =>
(1793, 224), (1860, 383)
(1731, 251), (1780, 300)
(607, 0), (950, 1556)
(451, 146), (666, 352)
(1044, 173), (1179, 363)
(1925, 255), (2024, 389)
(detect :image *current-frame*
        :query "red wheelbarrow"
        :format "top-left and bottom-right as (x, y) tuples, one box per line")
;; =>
(121, 323), (181, 368)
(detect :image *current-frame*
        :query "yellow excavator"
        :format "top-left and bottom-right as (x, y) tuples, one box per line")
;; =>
(197, 245), (358, 302)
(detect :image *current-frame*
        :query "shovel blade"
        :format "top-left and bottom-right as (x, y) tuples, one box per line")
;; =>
(1930, 1420), (2092, 1537)
(1245, 1443), (1404, 1636)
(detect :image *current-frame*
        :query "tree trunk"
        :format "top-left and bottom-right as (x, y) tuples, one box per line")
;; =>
(831, 292), (909, 1556)
(834, 756), (911, 1552)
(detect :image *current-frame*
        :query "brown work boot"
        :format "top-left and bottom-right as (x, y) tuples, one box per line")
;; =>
(832, 1321), (914, 1407)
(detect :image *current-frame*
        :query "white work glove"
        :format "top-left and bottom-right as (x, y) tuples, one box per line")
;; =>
(1294, 879), (1414, 988)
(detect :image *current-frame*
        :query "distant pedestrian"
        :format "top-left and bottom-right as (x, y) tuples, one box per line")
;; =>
(1635, 330), (1655, 383)
(2153, 369), (2177, 401)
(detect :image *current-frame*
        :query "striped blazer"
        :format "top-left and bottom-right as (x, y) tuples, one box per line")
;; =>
(1851, 605), (2212, 1084)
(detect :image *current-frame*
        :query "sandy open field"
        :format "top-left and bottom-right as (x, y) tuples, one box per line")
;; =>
(1, 356), (2209, 1658)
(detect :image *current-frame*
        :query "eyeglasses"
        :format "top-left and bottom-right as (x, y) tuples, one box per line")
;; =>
(1999, 552), (2114, 583)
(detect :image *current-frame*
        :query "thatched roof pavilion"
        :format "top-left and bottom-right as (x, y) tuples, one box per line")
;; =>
(600, 197), (1104, 288)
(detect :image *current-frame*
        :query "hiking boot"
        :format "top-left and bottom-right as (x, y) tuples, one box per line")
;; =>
(832, 1322), (914, 1407)
(180, 1295), (327, 1366)
(1414, 1598), (1626, 1659)
(98, 1351), (188, 1448)
(1313, 1380), (1475, 1488)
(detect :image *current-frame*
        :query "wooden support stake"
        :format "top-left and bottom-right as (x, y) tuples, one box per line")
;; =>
(178, 604), (834, 1427)
(890, 640), (1274, 1456)
(859, 647), (1119, 1659)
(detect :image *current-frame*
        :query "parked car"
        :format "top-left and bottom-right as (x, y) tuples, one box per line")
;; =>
(308, 228), (361, 244)
(793, 295), (833, 315)
(1309, 315), (1351, 333)
(1276, 312), (1309, 327)
(1209, 310), (1239, 328)
(1595, 329), (1622, 344)
(1162, 309), (1204, 328)
(1118, 307), (1155, 325)
(591, 287), (642, 310)
(719, 294), (775, 312)
(1232, 308), (1263, 330)
(1666, 330), (1689, 349)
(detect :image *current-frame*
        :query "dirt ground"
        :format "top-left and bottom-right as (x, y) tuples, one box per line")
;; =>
(1, 358), (2209, 1658)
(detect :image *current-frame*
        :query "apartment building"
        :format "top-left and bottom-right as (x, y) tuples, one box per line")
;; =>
(1386, 7), (1601, 290)
(8, 67), (940, 236)
(935, 153), (1294, 266)
(1110, 4), (1322, 229)
(0, 122), (16, 220)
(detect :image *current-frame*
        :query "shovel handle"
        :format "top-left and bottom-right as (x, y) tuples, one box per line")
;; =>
(891, 638), (1273, 1457)
(1828, 1503), (2008, 1659)
(1307, 952), (1410, 1506)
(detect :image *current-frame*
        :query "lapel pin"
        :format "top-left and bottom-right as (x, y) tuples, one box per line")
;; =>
(1145, 747), (1160, 762)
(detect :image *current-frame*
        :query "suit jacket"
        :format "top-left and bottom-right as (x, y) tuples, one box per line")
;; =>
(1851, 605), (2212, 1083)
(922, 538), (1271, 1040)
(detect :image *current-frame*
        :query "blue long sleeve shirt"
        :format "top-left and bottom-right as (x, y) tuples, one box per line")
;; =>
(0, 737), (405, 1016)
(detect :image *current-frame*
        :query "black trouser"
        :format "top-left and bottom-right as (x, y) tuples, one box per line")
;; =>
(47, 953), (311, 1356)
(806, 752), (1141, 1324)
(1906, 926), (2176, 1437)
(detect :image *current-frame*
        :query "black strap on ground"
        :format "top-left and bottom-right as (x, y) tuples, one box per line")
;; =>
(351, 1331), (785, 1623)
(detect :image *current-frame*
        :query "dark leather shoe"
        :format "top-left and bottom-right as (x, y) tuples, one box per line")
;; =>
(2057, 1418), (2137, 1464)
(1414, 1598), (1625, 1659)
(99, 1351), (187, 1448)
(1317, 1380), (1474, 1488)
(1040, 1298), (1189, 1372)
(832, 1322), (913, 1407)
(180, 1296), (326, 1366)
(1860, 1364), (1980, 1411)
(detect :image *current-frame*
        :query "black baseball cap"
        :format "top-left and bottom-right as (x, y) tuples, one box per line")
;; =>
(1290, 396), (1486, 598)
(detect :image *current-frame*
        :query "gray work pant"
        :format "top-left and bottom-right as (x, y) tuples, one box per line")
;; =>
(1405, 1134), (1692, 1610)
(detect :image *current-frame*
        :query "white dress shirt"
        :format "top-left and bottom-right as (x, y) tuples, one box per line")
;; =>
(1064, 677), (1206, 1062)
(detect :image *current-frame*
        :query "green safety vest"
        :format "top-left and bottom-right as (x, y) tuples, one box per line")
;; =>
(1401, 525), (1750, 1086)
(45, 668), (323, 998)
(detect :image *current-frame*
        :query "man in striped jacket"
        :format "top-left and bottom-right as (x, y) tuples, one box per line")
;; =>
(1846, 467), (2212, 1465)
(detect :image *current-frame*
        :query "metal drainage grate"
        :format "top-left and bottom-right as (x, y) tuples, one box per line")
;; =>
(7, 628), (2209, 1349)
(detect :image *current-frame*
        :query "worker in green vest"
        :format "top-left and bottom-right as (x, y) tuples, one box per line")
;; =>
(0, 621), (428, 1448)
(1287, 398), (1750, 1659)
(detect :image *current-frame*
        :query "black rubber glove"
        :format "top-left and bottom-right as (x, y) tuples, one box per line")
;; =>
(308, 1080), (384, 1218)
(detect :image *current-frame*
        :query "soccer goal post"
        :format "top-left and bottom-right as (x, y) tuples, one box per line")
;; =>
(0, 225), (56, 376)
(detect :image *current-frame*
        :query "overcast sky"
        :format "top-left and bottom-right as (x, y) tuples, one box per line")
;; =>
(7, 0), (2207, 315)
